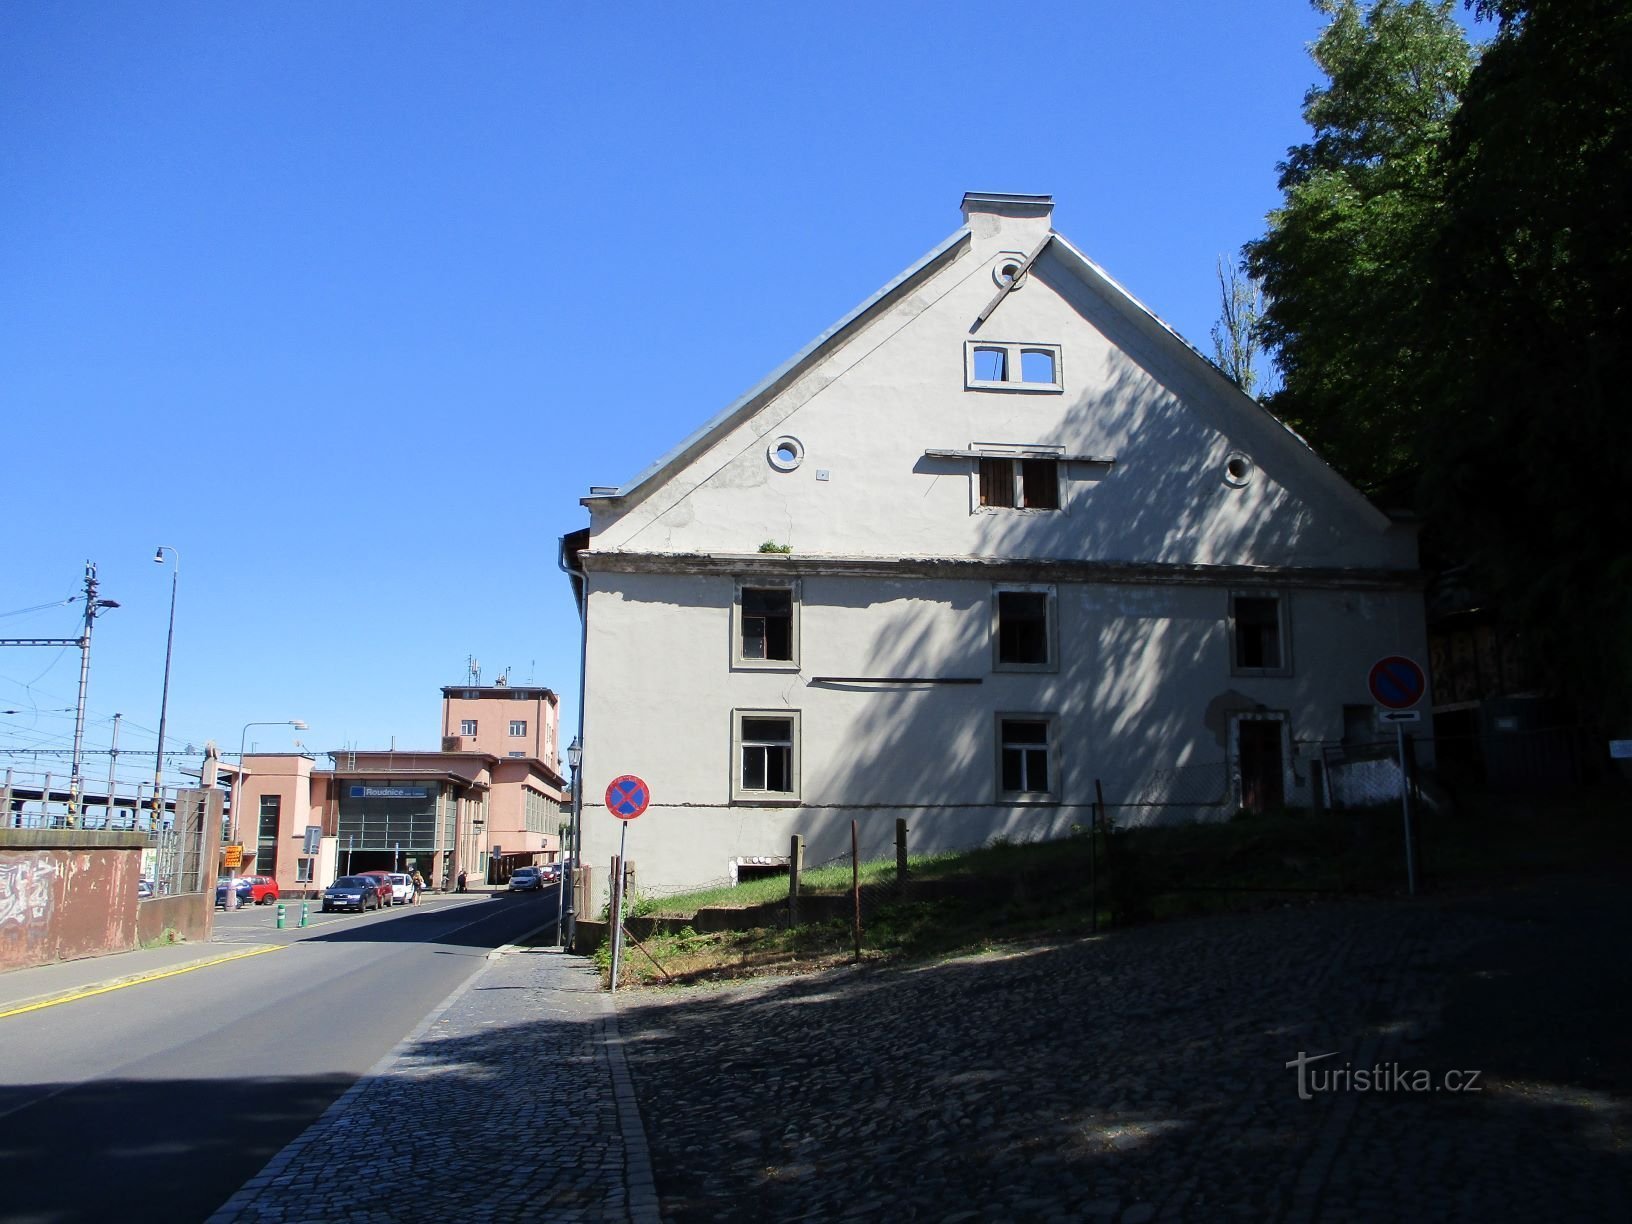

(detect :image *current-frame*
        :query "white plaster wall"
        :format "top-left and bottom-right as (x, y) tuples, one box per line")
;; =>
(579, 570), (1428, 898)
(590, 209), (1413, 571)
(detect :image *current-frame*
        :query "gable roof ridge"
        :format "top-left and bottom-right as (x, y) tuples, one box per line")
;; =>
(1045, 232), (1395, 532)
(585, 226), (974, 510)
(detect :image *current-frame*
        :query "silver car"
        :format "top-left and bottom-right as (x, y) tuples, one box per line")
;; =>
(507, 867), (544, 892)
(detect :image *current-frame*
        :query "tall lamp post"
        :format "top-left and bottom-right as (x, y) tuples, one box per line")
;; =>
(229, 718), (307, 910)
(562, 737), (583, 950)
(151, 546), (179, 831)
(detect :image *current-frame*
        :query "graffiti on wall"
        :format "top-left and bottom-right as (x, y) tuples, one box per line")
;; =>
(0, 852), (61, 943)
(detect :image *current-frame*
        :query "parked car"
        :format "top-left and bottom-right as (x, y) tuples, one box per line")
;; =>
(356, 870), (401, 905)
(137, 878), (155, 900)
(508, 866), (544, 892)
(539, 863), (561, 883)
(322, 876), (384, 913)
(216, 875), (279, 907)
(386, 872), (417, 904)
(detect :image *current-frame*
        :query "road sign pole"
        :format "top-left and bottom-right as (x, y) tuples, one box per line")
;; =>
(609, 819), (629, 993)
(1398, 722), (1417, 897)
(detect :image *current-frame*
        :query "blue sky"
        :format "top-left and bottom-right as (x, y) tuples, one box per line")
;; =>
(0, 1), (1482, 790)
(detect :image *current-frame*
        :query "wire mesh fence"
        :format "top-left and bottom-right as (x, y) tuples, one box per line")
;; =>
(595, 724), (1622, 984)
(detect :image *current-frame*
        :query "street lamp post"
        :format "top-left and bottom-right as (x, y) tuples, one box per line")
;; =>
(562, 737), (583, 951)
(151, 546), (178, 831)
(229, 719), (307, 910)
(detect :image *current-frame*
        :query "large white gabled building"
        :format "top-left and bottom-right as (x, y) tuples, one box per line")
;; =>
(562, 192), (1427, 899)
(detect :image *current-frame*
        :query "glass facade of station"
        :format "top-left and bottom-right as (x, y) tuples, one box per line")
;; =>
(335, 781), (444, 866)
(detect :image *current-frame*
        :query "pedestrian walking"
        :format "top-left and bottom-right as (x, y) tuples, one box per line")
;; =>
(457, 869), (467, 893)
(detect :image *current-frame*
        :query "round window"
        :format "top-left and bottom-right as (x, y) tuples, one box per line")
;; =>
(992, 251), (1029, 289)
(767, 436), (804, 472)
(1223, 452), (1254, 487)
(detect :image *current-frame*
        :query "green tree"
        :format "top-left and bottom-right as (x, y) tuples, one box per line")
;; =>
(1421, 0), (1632, 727)
(1246, 0), (1475, 500)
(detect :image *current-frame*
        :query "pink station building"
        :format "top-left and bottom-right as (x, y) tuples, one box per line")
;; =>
(228, 683), (568, 894)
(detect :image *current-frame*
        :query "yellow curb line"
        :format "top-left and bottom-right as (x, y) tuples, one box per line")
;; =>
(0, 944), (286, 1020)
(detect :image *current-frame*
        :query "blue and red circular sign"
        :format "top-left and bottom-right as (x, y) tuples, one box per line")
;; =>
(1368, 656), (1426, 710)
(604, 775), (650, 821)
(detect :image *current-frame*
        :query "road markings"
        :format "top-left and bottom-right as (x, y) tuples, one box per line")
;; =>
(0, 944), (286, 1020)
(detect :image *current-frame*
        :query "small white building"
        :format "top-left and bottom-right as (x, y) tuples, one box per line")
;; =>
(562, 193), (1426, 899)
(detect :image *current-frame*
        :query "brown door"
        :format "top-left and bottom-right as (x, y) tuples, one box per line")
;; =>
(1239, 719), (1285, 812)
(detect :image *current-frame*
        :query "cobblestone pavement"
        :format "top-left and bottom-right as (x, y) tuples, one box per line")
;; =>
(613, 878), (1630, 1222)
(210, 947), (659, 1224)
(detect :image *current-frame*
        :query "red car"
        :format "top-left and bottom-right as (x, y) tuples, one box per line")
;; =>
(216, 875), (279, 906)
(355, 871), (399, 906)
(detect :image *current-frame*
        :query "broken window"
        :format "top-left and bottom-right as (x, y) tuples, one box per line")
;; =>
(1020, 349), (1056, 384)
(738, 586), (796, 664)
(733, 711), (800, 801)
(972, 347), (1008, 382)
(966, 341), (1062, 391)
(1231, 594), (1288, 674)
(995, 588), (1054, 669)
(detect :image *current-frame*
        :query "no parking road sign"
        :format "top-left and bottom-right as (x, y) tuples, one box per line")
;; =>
(604, 775), (650, 821)
(1368, 655), (1427, 710)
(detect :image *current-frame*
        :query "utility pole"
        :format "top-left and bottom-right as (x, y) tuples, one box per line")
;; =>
(0, 562), (119, 826)
(105, 713), (122, 828)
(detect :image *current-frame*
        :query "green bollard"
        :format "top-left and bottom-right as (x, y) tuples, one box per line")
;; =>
(300, 901), (310, 928)
(276, 903), (287, 930)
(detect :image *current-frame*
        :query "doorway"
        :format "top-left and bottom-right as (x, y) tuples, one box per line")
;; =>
(1233, 713), (1288, 813)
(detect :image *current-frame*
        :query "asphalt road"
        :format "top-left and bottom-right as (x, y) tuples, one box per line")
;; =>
(0, 888), (560, 1224)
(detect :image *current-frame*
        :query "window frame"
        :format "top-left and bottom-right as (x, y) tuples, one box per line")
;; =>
(964, 341), (1063, 393)
(508, 719), (527, 737)
(1229, 591), (1293, 677)
(976, 455), (1063, 512)
(730, 709), (801, 804)
(995, 712), (1060, 803)
(459, 719), (478, 736)
(732, 579), (801, 671)
(992, 584), (1059, 673)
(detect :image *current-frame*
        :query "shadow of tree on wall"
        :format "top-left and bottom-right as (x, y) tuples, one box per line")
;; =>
(773, 337), (1359, 868)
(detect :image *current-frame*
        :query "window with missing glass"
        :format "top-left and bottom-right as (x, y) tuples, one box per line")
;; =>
(732, 710), (800, 802)
(965, 341), (1063, 392)
(998, 715), (1057, 800)
(994, 587), (1057, 671)
(1230, 593), (1291, 676)
(734, 582), (799, 668)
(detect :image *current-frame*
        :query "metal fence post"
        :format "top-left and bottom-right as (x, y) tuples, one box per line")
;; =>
(895, 817), (908, 883)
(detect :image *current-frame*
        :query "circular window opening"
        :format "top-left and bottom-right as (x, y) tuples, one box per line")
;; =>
(768, 436), (804, 472)
(992, 252), (1029, 289)
(1224, 452), (1254, 487)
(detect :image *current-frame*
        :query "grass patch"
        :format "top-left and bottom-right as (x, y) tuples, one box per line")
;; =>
(597, 787), (1631, 990)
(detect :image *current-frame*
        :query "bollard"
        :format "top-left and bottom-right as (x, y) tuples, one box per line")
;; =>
(276, 903), (287, 930)
(300, 901), (310, 928)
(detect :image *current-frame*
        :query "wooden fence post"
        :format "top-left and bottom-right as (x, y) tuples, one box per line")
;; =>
(851, 819), (861, 961)
(788, 834), (804, 926)
(895, 818), (908, 883)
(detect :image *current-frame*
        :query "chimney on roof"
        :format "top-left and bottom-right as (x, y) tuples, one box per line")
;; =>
(961, 192), (1053, 245)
